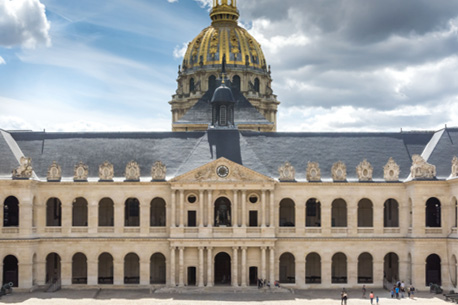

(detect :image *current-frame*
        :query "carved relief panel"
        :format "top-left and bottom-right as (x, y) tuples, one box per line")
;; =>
(99, 161), (114, 181)
(74, 161), (89, 182)
(332, 161), (347, 182)
(151, 161), (167, 181)
(306, 162), (321, 182)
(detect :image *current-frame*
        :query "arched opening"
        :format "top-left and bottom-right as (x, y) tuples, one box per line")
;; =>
(305, 198), (321, 227)
(3, 196), (19, 227)
(279, 198), (295, 227)
(3, 255), (18, 287)
(426, 197), (441, 227)
(214, 252), (231, 285)
(358, 253), (373, 283)
(407, 253), (412, 285)
(232, 75), (241, 91)
(99, 198), (114, 227)
(46, 198), (62, 227)
(124, 253), (140, 284)
(208, 75), (217, 91)
(383, 252), (399, 284)
(254, 78), (260, 93)
(32, 254), (37, 286)
(150, 253), (166, 284)
(332, 253), (347, 283)
(150, 198), (166, 227)
(72, 253), (87, 284)
(357, 199), (373, 227)
(305, 253), (321, 284)
(125, 198), (140, 227)
(45, 253), (61, 284)
(426, 254), (441, 286)
(331, 199), (347, 227)
(189, 78), (195, 93)
(384, 198), (399, 227)
(214, 197), (231, 227)
(452, 255), (457, 288)
(279, 252), (295, 283)
(98, 253), (113, 284)
(72, 197), (88, 227)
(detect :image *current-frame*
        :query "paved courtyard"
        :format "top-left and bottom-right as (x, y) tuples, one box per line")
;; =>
(0, 288), (452, 305)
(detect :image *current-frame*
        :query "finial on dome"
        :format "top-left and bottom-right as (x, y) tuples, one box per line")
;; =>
(210, 0), (239, 24)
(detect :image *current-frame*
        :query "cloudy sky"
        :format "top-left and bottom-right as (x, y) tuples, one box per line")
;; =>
(1, 0), (458, 132)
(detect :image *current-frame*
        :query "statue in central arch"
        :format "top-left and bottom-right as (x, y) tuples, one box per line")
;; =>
(215, 198), (231, 226)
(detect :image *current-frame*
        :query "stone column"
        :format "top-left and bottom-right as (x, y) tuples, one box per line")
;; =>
(170, 247), (176, 286)
(261, 247), (267, 279)
(140, 259), (149, 285)
(113, 258), (123, 285)
(207, 247), (213, 287)
(198, 247), (205, 287)
(87, 258), (98, 285)
(88, 200), (98, 234)
(261, 191), (266, 227)
(199, 191), (204, 227)
(233, 190), (238, 227)
(232, 247), (239, 286)
(207, 191), (213, 228)
(179, 190), (185, 228)
(269, 247), (275, 285)
(241, 247), (247, 287)
(171, 191), (176, 227)
(241, 191), (247, 227)
(270, 191), (275, 227)
(178, 247), (184, 287)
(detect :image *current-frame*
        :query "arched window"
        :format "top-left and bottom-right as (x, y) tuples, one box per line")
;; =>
(332, 253), (347, 283)
(357, 199), (373, 227)
(124, 253), (140, 284)
(3, 196), (19, 227)
(150, 253), (166, 284)
(3, 255), (18, 287)
(125, 198), (140, 227)
(452, 255), (457, 288)
(214, 252), (231, 285)
(279, 199), (295, 227)
(331, 199), (347, 227)
(214, 197), (231, 227)
(208, 75), (217, 91)
(357, 253), (373, 283)
(384, 199), (399, 227)
(384, 252), (399, 283)
(426, 197), (441, 227)
(98, 253), (113, 284)
(306, 253), (321, 284)
(99, 198), (114, 227)
(150, 198), (166, 227)
(189, 78), (195, 93)
(72, 197), (88, 227)
(426, 254), (441, 286)
(232, 75), (241, 91)
(279, 253), (295, 283)
(254, 78), (260, 93)
(72, 253), (87, 284)
(45, 253), (61, 284)
(46, 198), (62, 227)
(305, 198), (321, 227)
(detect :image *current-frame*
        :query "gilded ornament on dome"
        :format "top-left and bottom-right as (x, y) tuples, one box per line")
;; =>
(356, 159), (373, 182)
(99, 161), (114, 182)
(125, 161), (141, 181)
(47, 161), (61, 182)
(384, 158), (400, 182)
(12, 156), (33, 180)
(230, 29), (239, 54)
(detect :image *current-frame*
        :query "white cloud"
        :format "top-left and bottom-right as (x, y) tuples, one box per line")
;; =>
(167, 0), (178, 3)
(0, 0), (51, 48)
(173, 42), (188, 59)
(0, 56), (5, 65)
(195, 0), (212, 9)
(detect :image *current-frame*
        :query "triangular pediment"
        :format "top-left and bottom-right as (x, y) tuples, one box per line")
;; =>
(171, 158), (274, 183)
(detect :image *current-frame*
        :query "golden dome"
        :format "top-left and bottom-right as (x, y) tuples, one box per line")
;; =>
(182, 0), (267, 72)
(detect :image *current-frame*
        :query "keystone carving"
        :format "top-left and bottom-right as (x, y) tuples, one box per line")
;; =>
(47, 161), (61, 182)
(452, 156), (458, 178)
(306, 162), (321, 182)
(125, 161), (140, 181)
(410, 154), (436, 179)
(12, 156), (33, 179)
(99, 161), (114, 181)
(151, 161), (167, 181)
(384, 158), (400, 182)
(74, 161), (88, 181)
(278, 161), (295, 181)
(332, 161), (347, 182)
(356, 159), (373, 182)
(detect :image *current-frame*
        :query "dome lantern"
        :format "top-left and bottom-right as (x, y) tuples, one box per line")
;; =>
(210, 0), (239, 25)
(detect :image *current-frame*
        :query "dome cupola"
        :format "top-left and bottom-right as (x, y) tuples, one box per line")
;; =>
(210, 0), (239, 25)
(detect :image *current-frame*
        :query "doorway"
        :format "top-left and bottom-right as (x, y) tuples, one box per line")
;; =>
(187, 267), (196, 286)
(249, 267), (258, 286)
(214, 252), (231, 285)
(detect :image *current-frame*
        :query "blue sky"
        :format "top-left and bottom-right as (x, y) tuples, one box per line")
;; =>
(1, 0), (458, 132)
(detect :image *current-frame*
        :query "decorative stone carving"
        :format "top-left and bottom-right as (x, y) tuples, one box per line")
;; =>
(12, 156), (33, 179)
(74, 161), (88, 182)
(125, 161), (140, 181)
(410, 154), (436, 179)
(331, 161), (347, 182)
(451, 156), (458, 178)
(151, 161), (167, 181)
(306, 162), (321, 182)
(47, 161), (61, 182)
(384, 158), (400, 182)
(356, 159), (373, 182)
(195, 166), (215, 181)
(99, 161), (114, 182)
(278, 161), (295, 181)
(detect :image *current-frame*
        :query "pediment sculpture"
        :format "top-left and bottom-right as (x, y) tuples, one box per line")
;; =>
(151, 161), (167, 181)
(306, 162), (321, 182)
(74, 161), (89, 181)
(356, 159), (373, 182)
(384, 158), (400, 182)
(47, 161), (61, 182)
(12, 156), (33, 179)
(451, 156), (458, 178)
(99, 161), (114, 181)
(125, 161), (140, 181)
(332, 161), (347, 182)
(410, 154), (436, 179)
(278, 161), (295, 181)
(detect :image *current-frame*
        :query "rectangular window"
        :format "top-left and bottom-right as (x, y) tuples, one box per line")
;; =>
(188, 211), (196, 227)
(249, 211), (258, 227)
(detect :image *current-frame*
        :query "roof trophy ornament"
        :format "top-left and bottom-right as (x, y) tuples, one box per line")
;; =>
(306, 162), (321, 182)
(278, 161), (295, 182)
(356, 159), (373, 182)
(331, 161), (347, 182)
(410, 154), (436, 180)
(47, 161), (61, 182)
(452, 156), (458, 178)
(125, 161), (140, 182)
(74, 161), (89, 182)
(151, 161), (167, 181)
(99, 161), (114, 182)
(384, 158), (400, 182)
(12, 156), (33, 180)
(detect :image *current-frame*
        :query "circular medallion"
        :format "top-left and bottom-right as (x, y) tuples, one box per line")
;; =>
(216, 165), (229, 178)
